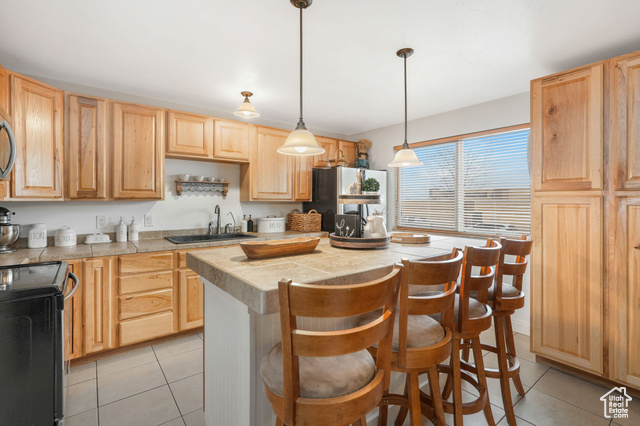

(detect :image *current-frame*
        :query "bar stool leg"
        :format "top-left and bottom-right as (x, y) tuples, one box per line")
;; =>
(276, 417), (284, 426)
(450, 339), (464, 426)
(394, 377), (410, 426)
(504, 316), (526, 396)
(472, 337), (496, 426)
(408, 372), (423, 426)
(495, 315), (517, 426)
(461, 338), (471, 363)
(427, 366), (446, 426)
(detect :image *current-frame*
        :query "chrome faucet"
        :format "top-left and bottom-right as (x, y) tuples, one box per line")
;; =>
(210, 205), (221, 234)
(227, 212), (236, 233)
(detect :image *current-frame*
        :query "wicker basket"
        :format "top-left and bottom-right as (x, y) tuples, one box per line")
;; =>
(288, 209), (322, 232)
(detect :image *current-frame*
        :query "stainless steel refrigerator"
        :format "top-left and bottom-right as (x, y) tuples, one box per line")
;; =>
(303, 167), (387, 232)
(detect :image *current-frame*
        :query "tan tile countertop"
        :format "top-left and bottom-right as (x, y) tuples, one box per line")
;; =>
(0, 230), (327, 266)
(187, 234), (486, 315)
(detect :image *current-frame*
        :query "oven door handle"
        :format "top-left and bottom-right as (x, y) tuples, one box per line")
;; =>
(64, 272), (79, 301)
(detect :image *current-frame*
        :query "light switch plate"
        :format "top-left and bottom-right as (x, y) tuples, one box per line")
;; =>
(144, 214), (154, 227)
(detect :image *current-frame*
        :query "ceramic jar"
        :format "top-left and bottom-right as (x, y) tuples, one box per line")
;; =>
(54, 226), (77, 247)
(363, 215), (387, 238)
(28, 223), (47, 248)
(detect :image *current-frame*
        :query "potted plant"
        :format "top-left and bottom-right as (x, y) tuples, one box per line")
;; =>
(361, 177), (380, 194)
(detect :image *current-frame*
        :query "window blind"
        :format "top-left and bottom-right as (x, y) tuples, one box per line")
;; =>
(396, 128), (531, 238)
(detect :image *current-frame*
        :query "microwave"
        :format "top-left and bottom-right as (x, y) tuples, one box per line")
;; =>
(0, 107), (16, 179)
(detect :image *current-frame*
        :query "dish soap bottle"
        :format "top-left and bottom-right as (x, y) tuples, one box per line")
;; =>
(116, 216), (128, 242)
(128, 216), (139, 241)
(247, 215), (254, 232)
(240, 215), (248, 232)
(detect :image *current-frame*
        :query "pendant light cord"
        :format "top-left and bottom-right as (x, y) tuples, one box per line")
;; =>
(403, 53), (408, 146)
(298, 6), (305, 128)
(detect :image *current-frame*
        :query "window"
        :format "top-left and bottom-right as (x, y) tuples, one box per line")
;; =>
(396, 127), (531, 237)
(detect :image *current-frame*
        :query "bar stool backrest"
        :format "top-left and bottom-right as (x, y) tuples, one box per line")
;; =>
(277, 264), (402, 425)
(458, 239), (502, 333)
(493, 235), (533, 305)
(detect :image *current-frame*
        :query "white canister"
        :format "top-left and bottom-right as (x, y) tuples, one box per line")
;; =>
(257, 216), (286, 233)
(28, 223), (47, 248)
(55, 226), (77, 247)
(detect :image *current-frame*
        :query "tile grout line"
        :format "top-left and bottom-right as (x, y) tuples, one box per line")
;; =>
(152, 343), (184, 416)
(95, 361), (101, 426)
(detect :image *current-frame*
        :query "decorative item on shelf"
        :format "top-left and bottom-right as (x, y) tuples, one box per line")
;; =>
(240, 237), (320, 259)
(175, 180), (229, 196)
(234, 91), (260, 118)
(355, 139), (372, 168)
(277, 0), (324, 157)
(361, 177), (380, 194)
(389, 232), (431, 244)
(180, 174), (190, 181)
(194, 175), (204, 182)
(329, 149), (348, 168)
(289, 209), (321, 232)
(328, 233), (390, 249)
(362, 215), (387, 238)
(335, 214), (360, 238)
(388, 48), (423, 168)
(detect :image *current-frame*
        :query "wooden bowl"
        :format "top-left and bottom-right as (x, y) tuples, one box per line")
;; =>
(240, 237), (320, 259)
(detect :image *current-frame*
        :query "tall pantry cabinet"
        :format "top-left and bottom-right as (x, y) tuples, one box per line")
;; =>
(531, 49), (640, 389)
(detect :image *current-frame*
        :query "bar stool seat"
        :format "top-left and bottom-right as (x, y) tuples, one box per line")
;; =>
(354, 311), (445, 350)
(420, 292), (488, 322)
(261, 343), (376, 399)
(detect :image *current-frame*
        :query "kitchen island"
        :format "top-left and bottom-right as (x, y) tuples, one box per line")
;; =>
(187, 234), (485, 426)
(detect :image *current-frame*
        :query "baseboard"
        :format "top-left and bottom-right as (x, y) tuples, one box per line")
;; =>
(510, 317), (530, 336)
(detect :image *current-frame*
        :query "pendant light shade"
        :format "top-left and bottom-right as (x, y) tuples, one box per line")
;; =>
(278, 0), (324, 157)
(388, 48), (423, 168)
(234, 91), (260, 118)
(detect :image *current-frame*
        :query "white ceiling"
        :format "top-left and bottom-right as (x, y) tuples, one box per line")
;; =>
(2, 0), (640, 135)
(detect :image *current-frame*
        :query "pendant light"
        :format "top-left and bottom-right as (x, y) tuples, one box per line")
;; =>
(234, 91), (260, 118)
(277, 0), (325, 156)
(388, 48), (423, 168)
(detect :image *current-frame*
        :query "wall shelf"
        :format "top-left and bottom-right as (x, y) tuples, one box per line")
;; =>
(175, 180), (229, 196)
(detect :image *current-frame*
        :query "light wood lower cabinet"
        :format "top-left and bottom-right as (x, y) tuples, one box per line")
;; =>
(10, 73), (64, 199)
(531, 195), (604, 374)
(611, 197), (640, 388)
(64, 260), (84, 360)
(178, 269), (204, 330)
(84, 257), (115, 354)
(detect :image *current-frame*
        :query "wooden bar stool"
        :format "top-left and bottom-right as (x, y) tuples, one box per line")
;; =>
(354, 249), (463, 426)
(470, 236), (533, 426)
(260, 265), (403, 426)
(434, 239), (502, 426)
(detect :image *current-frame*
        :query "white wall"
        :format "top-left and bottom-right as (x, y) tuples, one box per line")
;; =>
(351, 92), (532, 335)
(4, 75), (349, 236)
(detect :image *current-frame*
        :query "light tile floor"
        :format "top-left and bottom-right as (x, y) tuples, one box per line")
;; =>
(66, 329), (639, 426)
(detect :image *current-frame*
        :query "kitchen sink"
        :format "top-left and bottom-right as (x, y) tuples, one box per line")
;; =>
(165, 233), (257, 244)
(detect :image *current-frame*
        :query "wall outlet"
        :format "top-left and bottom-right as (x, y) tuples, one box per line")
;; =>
(96, 215), (107, 229)
(144, 214), (154, 227)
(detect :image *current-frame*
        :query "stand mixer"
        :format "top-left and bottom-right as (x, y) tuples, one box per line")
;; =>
(0, 207), (20, 254)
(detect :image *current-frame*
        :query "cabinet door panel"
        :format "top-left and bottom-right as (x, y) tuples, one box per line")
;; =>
(531, 64), (603, 191)
(119, 311), (174, 346)
(313, 137), (337, 168)
(338, 141), (357, 168)
(166, 110), (213, 158)
(214, 120), (249, 161)
(251, 127), (293, 200)
(611, 198), (640, 387)
(68, 95), (108, 199)
(613, 53), (640, 189)
(179, 270), (203, 330)
(84, 257), (115, 354)
(11, 74), (64, 198)
(64, 260), (84, 360)
(112, 102), (164, 199)
(531, 196), (603, 373)
(0, 65), (9, 117)
(119, 289), (173, 321)
(294, 155), (312, 201)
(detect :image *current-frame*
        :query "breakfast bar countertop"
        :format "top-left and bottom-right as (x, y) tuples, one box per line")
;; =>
(187, 233), (485, 315)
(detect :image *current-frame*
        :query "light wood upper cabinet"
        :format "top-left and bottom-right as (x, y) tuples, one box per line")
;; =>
(64, 260), (84, 360)
(214, 119), (250, 161)
(293, 155), (312, 201)
(112, 102), (164, 200)
(610, 198), (640, 388)
(10, 74), (64, 198)
(68, 94), (109, 200)
(612, 52), (640, 190)
(178, 269), (204, 330)
(0, 65), (9, 118)
(241, 126), (293, 201)
(338, 141), (358, 167)
(166, 110), (213, 159)
(531, 196), (603, 374)
(313, 137), (337, 168)
(531, 63), (604, 191)
(84, 257), (115, 354)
